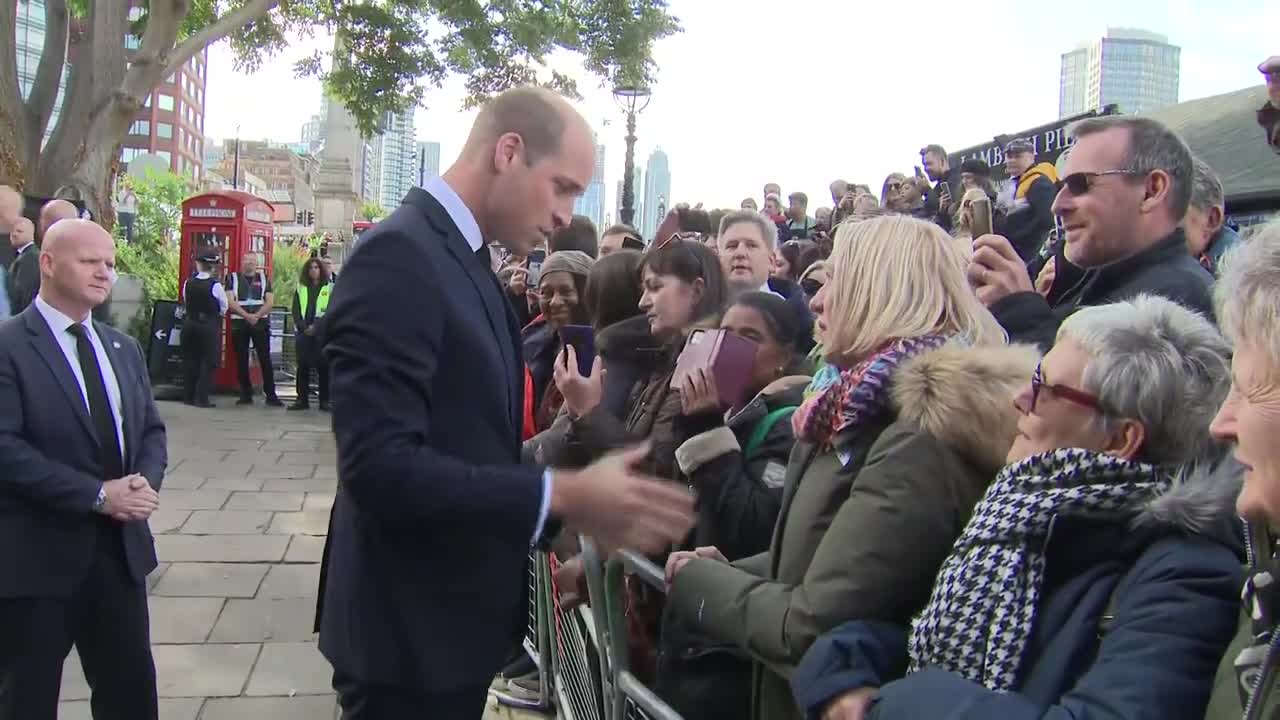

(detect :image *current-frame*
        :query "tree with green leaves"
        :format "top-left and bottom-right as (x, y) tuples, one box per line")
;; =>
(0, 0), (679, 224)
(359, 200), (386, 222)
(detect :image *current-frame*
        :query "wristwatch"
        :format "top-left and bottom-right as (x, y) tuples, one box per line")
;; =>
(92, 485), (107, 513)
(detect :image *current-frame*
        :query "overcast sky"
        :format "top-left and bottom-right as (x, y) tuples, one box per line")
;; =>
(205, 0), (1276, 217)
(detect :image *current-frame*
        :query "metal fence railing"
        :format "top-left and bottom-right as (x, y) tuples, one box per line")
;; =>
(492, 542), (686, 720)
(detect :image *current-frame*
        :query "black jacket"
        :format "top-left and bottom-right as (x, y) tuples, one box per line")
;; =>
(924, 171), (963, 232)
(767, 277), (816, 353)
(0, 307), (168, 596)
(7, 243), (39, 315)
(673, 377), (809, 562)
(1003, 175), (1058, 264)
(318, 187), (545, 692)
(990, 228), (1214, 351)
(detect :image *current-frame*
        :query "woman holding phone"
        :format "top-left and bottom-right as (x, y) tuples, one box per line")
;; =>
(521, 250), (594, 432)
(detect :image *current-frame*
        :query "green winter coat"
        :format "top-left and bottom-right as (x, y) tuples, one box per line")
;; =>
(664, 343), (1038, 720)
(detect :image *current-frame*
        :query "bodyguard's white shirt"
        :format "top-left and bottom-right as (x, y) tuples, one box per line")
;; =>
(420, 176), (552, 544)
(34, 295), (126, 458)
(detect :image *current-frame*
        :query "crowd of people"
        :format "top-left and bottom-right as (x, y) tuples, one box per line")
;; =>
(470, 63), (1280, 720)
(0, 59), (1277, 720)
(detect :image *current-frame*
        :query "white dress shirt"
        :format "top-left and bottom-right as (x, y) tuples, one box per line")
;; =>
(187, 271), (228, 315)
(34, 295), (126, 457)
(421, 177), (552, 544)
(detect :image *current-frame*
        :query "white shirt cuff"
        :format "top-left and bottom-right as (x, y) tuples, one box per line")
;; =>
(532, 468), (553, 544)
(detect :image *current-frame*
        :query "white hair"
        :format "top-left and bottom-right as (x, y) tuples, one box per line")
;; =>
(718, 209), (779, 250)
(1058, 295), (1231, 467)
(1216, 219), (1280, 377)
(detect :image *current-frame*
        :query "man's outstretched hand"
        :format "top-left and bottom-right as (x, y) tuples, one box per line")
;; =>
(550, 444), (695, 554)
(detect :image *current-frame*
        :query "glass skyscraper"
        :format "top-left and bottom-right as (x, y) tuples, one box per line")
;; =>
(573, 135), (606, 229)
(1059, 28), (1180, 117)
(641, 149), (670, 241)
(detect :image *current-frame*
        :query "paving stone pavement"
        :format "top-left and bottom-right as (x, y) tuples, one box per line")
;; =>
(57, 401), (548, 720)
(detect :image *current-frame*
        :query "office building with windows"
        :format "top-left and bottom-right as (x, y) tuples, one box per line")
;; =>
(573, 135), (606, 228)
(1059, 28), (1180, 117)
(415, 141), (441, 186)
(15, 0), (69, 146)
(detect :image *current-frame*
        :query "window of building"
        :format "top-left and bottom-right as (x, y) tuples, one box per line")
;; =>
(120, 147), (143, 163)
(156, 122), (173, 139)
(143, 94), (151, 108)
(128, 120), (150, 136)
(125, 34), (140, 50)
(156, 150), (172, 164)
(158, 93), (174, 111)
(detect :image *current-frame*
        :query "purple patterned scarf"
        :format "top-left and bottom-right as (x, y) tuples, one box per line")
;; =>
(791, 334), (949, 449)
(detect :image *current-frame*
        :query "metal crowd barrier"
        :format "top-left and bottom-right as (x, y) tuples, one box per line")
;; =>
(495, 544), (684, 720)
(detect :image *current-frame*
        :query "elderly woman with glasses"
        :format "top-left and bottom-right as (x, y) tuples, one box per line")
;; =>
(1205, 220), (1280, 719)
(793, 294), (1243, 720)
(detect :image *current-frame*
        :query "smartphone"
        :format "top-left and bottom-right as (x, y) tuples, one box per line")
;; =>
(559, 325), (595, 377)
(526, 248), (546, 286)
(971, 197), (993, 238)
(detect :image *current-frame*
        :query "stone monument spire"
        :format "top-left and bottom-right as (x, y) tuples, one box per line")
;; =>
(312, 33), (362, 255)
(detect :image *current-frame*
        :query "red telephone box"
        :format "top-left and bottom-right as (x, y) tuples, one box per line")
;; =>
(179, 191), (275, 392)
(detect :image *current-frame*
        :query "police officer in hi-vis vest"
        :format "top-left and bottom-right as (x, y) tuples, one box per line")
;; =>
(224, 252), (283, 407)
(181, 251), (226, 407)
(289, 256), (332, 411)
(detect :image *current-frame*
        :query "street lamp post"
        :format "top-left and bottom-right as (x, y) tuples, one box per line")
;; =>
(613, 85), (651, 229)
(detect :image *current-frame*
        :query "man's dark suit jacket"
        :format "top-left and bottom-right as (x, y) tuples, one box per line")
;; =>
(8, 244), (40, 314)
(0, 305), (168, 597)
(318, 188), (547, 693)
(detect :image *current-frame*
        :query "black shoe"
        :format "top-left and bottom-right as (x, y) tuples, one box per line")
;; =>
(265, 396), (285, 408)
(236, 396), (253, 405)
(287, 403), (309, 411)
(319, 401), (330, 412)
(196, 401), (216, 408)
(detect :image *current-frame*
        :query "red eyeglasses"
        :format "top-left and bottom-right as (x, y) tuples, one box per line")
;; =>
(1030, 362), (1102, 413)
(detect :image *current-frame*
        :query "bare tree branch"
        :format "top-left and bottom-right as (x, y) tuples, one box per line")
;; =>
(26, 0), (69, 153)
(165, 0), (280, 78)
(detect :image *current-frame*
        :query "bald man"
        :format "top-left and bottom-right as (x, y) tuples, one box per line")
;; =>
(318, 86), (695, 717)
(0, 219), (167, 719)
(39, 198), (79, 241)
(8, 216), (40, 314)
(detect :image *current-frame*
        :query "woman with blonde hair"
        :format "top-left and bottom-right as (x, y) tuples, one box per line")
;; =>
(664, 215), (1039, 720)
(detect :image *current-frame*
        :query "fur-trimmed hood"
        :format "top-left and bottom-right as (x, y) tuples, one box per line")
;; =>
(890, 342), (1041, 474)
(1134, 451), (1243, 542)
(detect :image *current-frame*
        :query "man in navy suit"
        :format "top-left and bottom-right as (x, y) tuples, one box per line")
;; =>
(318, 87), (696, 718)
(0, 219), (168, 719)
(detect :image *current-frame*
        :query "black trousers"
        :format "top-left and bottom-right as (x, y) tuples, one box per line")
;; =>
(0, 522), (157, 720)
(231, 318), (277, 399)
(181, 318), (218, 404)
(333, 671), (488, 720)
(295, 332), (329, 406)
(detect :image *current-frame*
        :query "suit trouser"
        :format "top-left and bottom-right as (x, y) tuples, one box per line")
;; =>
(0, 521), (157, 720)
(332, 671), (488, 720)
(295, 333), (329, 406)
(181, 318), (218, 404)
(231, 318), (277, 399)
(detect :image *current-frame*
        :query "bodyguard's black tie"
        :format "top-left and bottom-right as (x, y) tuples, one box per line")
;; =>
(475, 242), (492, 270)
(67, 323), (124, 481)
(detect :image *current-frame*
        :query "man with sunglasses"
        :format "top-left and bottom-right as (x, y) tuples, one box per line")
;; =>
(968, 115), (1213, 352)
(1001, 139), (1059, 263)
(1259, 56), (1280, 155)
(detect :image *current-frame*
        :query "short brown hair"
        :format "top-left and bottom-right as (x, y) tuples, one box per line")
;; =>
(476, 87), (567, 166)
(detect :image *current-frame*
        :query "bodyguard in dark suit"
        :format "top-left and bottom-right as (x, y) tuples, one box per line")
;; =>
(7, 216), (40, 314)
(0, 220), (168, 720)
(318, 86), (695, 719)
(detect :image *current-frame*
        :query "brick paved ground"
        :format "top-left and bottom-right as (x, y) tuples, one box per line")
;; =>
(57, 401), (546, 720)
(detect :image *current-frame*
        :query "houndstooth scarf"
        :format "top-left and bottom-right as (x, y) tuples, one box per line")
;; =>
(908, 448), (1170, 691)
(791, 335), (948, 449)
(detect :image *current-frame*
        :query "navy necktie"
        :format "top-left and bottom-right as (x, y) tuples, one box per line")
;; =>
(66, 323), (124, 481)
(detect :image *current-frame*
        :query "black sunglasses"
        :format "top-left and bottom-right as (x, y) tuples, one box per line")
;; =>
(1056, 169), (1147, 196)
(800, 278), (824, 296)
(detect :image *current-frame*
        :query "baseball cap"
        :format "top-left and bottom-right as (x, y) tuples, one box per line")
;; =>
(1004, 138), (1035, 156)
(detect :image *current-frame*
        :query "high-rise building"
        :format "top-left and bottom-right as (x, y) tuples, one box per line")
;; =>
(415, 141), (441, 186)
(1059, 28), (1180, 117)
(376, 109), (416, 209)
(15, 0), (69, 146)
(301, 113), (325, 153)
(119, 5), (208, 178)
(615, 167), (643, 232)
(641, 149), (671, 241)
(573, 135), (606, 228)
